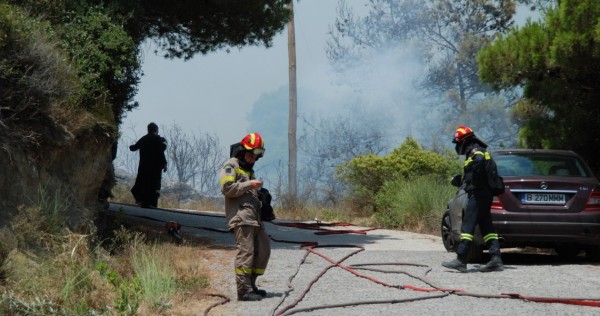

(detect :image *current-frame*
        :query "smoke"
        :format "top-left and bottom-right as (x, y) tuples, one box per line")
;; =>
(296, 41), (429, 150)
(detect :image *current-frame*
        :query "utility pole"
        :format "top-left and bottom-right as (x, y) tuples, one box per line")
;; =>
(287, 0), (298, 204)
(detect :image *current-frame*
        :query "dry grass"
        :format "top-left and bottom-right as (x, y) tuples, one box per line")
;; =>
(0, 201), (235, 315)
(117, 219), (236, 316)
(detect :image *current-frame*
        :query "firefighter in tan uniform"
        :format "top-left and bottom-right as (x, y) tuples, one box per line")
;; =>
(219, 133), (271, 301)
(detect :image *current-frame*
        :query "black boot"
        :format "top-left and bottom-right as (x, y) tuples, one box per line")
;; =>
(251, 274), (267, 297)
(479, 255), (504, 272)
(443, 240), (469, 272)
(237, 274), (262, 301)
(442, 258), (467, 272)
(480, 239), (504, 272)
(238, 292), (263, 301)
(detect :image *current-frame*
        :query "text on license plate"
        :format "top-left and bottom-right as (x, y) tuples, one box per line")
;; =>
(521, 193), (566, 205)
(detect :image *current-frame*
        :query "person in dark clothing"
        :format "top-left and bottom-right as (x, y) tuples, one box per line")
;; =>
(130, 122), (168, 208)
(442, 126), (504, 273)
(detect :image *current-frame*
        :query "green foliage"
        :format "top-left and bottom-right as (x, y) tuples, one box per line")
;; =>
(120, 0), (291, 59)
(0, 4), (80, 123)
(31, 185), (72, 234)
(1, 291), (66, 315)
(9, 184), (72, 251)
(337, 137), (461, 213)
(178, 276), (210, 290)
(374, 176), (456, 231)
(97, 261), (142, 314)
(56, 5), (141, 123)
(131, 244), (177, 309)
(7, 0), (290, 130)
(478, 0), (600, 173)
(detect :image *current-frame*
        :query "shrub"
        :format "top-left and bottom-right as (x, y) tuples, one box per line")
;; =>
(373, 175), (456, 234)
(337, 137), (460, 214)
(131, 242), (177, 310)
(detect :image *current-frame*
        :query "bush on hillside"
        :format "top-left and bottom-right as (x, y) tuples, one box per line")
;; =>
(336, 137), (461, 215)
(374, 176), (456, 233)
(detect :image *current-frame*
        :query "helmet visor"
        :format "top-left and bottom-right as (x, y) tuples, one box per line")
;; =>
(251, 148), (265, 157)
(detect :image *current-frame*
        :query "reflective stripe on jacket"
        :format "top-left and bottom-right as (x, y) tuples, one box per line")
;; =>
(463, 147), (490, 193)
(219, 157), (262, 230)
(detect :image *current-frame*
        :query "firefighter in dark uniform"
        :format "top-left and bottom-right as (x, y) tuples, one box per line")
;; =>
(219, 133), (270, 301)
(130, 122), (168, 208)
(442, 126), (504, 272)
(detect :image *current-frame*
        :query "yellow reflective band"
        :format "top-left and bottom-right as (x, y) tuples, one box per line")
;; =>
(253, 268), (265, 275)
(473, 151), (491, 160)
(464, 151), (491, 166)
(236, 168), (251, 176)
(235, 267), (252, 275)
(483, 233), (499, 242)
(464, 157), (473, 167)
(460, 233), (474, 241)
(220, 175), (235, 186)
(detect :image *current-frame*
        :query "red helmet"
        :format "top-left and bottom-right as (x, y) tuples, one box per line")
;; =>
(240, 133), (265, 157)
(452, 126), (474, 143)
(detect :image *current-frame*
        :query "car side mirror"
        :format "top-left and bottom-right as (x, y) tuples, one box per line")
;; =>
(450, 175), (462, 187)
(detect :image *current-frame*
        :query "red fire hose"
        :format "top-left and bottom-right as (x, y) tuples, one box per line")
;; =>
(107, 203), (600, 315)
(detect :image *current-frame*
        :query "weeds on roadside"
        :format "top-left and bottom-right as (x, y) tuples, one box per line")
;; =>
(0, 184), (212, 315)
(374, 176), (455, 234)
(130, 241), (176, 310)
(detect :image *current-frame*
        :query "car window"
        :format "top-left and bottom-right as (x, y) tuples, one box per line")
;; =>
(494, 153), (590, 177)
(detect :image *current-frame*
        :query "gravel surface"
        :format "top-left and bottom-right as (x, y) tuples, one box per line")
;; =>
(108, 203), (600, 316)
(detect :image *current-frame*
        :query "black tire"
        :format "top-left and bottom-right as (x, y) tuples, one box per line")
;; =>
(555, 246), (581, 259)
(584, 246), (600, 261)
(441, 210), (456, 252)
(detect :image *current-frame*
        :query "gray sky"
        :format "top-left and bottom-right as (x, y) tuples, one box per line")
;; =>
(117, 0), (541, 191)
(121, 0), (539, 149)
(122, 0), (370, 145)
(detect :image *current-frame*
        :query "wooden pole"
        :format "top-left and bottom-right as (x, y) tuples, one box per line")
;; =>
(287, 0), (298, 203)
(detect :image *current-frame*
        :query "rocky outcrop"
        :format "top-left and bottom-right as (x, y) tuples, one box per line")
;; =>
(0, 118), (115, 232)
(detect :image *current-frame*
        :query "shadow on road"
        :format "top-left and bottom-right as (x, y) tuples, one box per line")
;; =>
(479, 249), (600, 267)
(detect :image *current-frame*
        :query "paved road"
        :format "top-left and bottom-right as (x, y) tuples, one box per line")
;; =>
(107, 203), (600, 316)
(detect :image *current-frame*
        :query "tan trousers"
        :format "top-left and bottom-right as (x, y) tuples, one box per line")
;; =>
(233, 225), (271, 296)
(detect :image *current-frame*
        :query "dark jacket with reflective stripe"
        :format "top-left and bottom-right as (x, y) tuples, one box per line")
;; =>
(219, 157), (262, 230)
(463, 145), (490, 193)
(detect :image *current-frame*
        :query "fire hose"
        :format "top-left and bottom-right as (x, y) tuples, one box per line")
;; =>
(107, 203), (600, 315)
(270, 242), (600, 315)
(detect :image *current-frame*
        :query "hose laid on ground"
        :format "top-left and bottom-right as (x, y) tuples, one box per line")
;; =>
(272, 221), (377, 235)
(107, 203), (600, 314)
(203, 293), (230, 316)
(274, 243), (600, 315)
(270, 240), (600, 315)
(271, 243), (451, 316)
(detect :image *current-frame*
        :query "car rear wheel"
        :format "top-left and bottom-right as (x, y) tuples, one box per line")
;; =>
(555, 246), (581, 259)
(441, 210), (456, 252)
(585, 246), (600, 261)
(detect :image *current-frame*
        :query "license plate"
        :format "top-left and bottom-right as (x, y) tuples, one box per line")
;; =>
(521, 193), (566, 205)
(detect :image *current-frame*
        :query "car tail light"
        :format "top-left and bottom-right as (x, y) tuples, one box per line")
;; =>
(491, 195), (504, 211)
(584, 189), (600, 211)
